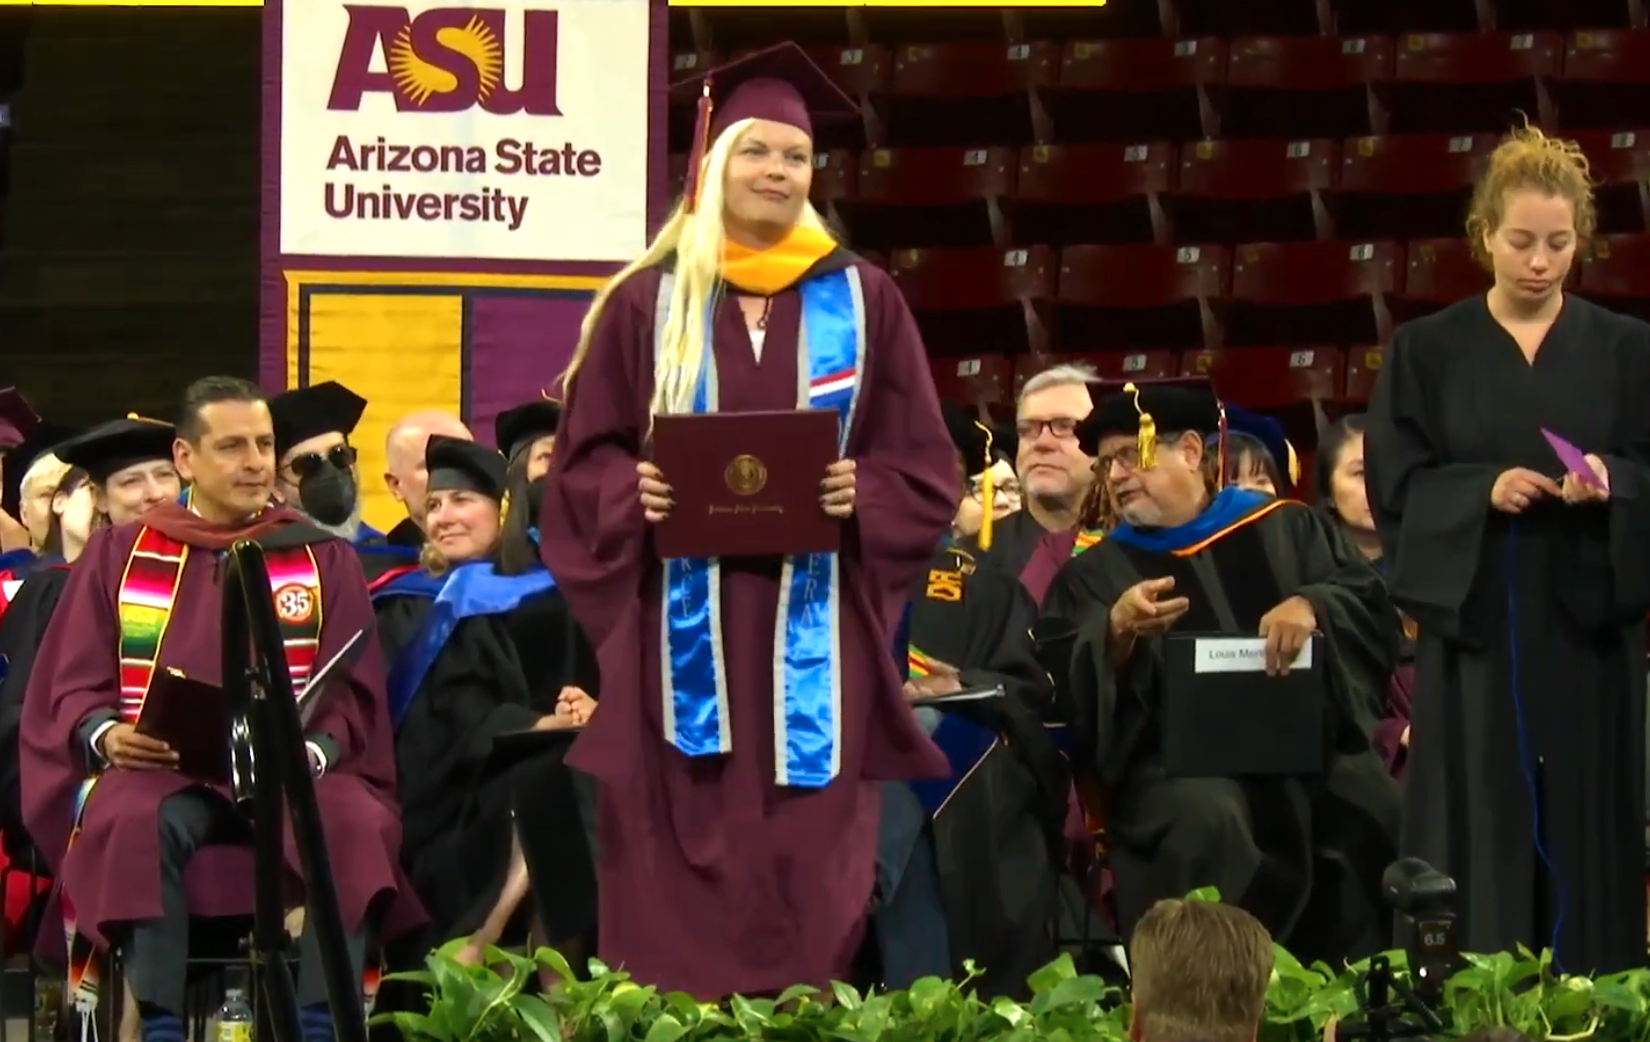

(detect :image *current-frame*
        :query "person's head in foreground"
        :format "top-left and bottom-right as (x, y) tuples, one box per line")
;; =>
(1129, 898), (1274, 1042)
(563, 43), (855, 419)
(1083, 378), (1225, 531)
(173, 376), (276, 524)
(1468, 123), (1594, 314)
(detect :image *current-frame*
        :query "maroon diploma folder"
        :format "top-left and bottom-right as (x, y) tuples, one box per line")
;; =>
(136, 669), (230, 782)
(652, 409), (841, 559)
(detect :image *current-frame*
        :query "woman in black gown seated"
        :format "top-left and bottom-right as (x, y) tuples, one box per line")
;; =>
(388, 435), (599, 967)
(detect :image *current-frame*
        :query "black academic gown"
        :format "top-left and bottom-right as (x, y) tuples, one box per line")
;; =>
(393, 582), (600, 951)
(1365, 294), (1650, 974)
(1042, 492), (1402, 965)
(963, 510), (1054, 587)
(0, 566), (69, 843)
(905, 544), (1071, 997)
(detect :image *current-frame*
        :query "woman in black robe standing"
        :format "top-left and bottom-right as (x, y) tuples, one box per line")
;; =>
(1365, 125), (1650, 973)
(389, 437), (599, 965)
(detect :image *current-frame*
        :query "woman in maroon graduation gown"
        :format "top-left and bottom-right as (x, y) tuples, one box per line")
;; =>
(539, 44), (956, 998)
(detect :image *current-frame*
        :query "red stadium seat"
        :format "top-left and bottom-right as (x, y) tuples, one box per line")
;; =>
(1010, 142), (1175, 246)
(1385, 31), (1560, 133)
(892, 246), (1057, 357)
(1580, 233), (1650, 303)
(1565, 129), (1650, 232)
(1343, 345), (1387, 403)
(1223, 35), (1394, 138)
(1400, 237), (1487, 307)
(809, 149), (858, 205)
(801, 45), (895, 99)
(849, 146), (1016, 250)
(1050, 37), (1224, 141)
(929, 354), (1015, 407)
(1558, 30), (1650, 128)
(884, 41), (1058, 146)
(1336, 133), (1498, 239)
(1183, 346), (1349, 408)
(1229, 240), (1401, 345)
(1055, 244), (1229, 352)
(1069, 349), (1181, 381)
(1171, 138), (1337, 242)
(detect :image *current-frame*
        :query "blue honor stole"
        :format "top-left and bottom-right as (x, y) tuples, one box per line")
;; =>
(654, 267), (867, 789)
(386, 561), (558, 728)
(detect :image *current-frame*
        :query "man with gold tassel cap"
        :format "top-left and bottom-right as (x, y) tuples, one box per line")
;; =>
(1039, 377), (1402, 966)
(882, 400), (1068, 997)
(19, 377), (421, 1042)
(538, 43), (957, 997)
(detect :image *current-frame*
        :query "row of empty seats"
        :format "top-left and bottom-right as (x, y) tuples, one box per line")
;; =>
(881, 236), (1650, 356)
(928, 344), (1383, 413)
(671, 131), (1650, 248)
(669, 30), (1650, 147)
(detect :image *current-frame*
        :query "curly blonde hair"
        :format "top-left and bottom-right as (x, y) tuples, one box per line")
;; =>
(1465, 123), (1596, 270)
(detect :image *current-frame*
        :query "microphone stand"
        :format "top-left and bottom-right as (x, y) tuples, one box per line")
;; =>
(223, 540), (368, 1042)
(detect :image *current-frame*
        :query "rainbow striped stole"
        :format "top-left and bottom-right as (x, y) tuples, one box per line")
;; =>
(115, 527), (323, 719)
(908, 644), (938, 678)
(1071, 528), (1104, 558)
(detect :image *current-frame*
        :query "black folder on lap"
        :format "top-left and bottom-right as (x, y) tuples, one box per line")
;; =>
(1161, 633), (1326, 778)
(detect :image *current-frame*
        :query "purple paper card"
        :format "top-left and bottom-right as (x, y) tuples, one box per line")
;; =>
(1541, 428), (1604, 489)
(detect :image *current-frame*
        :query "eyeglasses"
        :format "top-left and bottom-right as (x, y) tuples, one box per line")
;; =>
(1095, 446), (1145, 473)
(287, 443), (357, 480)
(1015, 417), (1080, 442)
(968, 478), (1022, 502)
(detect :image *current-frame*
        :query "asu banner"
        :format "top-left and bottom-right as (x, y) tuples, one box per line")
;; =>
(261, 0), (665, 529)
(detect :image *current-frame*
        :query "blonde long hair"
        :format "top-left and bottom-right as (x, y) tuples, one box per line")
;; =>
(560, 118), (832, 422)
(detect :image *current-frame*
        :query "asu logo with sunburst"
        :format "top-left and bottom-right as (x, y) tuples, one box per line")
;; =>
(387, 15), (503, 107)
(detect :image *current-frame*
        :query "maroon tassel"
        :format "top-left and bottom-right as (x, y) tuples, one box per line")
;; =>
(683, 81), (713, 213)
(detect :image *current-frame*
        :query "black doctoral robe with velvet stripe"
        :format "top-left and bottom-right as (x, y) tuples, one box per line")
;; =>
(1041, 496), (1402, 965)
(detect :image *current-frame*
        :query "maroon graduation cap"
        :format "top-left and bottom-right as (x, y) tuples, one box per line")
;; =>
(671, 42), (858, 212)
(0, 387), (40, 451)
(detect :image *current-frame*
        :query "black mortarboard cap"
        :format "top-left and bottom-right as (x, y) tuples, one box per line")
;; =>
(1079, 377), (1224, 459)
(55, 416), (177, 485)
(1224, 404), (1300, 490)
(1, 420), (78, 518)
(673, 43), (858, 210)
(494, 399), (562, 459)
(269, 381), (368, 460)
(426, 434), (507, 501)
(0, 387), (40, 450)
(942, 401), (992, 475)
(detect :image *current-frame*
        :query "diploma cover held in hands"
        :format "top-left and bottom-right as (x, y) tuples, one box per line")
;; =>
(650, 265), (866, 789)
(137, 670), (231, 781)
(652, 409), (841, 559)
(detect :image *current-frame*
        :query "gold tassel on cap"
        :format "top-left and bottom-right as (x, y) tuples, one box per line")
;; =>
(973, 419), (995, 550)
(127, 412), (168, 426)
(1284, 440), (1301, 487)
(499, 489), (511, 526)
(1124, 383), (1158, 470)
(1215, 399), (1228, 484)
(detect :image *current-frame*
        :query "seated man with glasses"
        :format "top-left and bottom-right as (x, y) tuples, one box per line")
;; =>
(965, 364), (1097, 581)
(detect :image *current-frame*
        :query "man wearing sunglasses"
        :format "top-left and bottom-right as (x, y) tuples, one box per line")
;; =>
(269, 382), (417, 583)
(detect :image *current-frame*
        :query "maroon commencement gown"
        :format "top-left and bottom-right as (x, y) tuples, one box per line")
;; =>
(540, 257), (956, 997)
(20, 505), (420, 953)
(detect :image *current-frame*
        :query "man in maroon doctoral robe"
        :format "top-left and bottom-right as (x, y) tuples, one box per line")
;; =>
(20, 376), (418, 1042)
(539, 44), (956, 998)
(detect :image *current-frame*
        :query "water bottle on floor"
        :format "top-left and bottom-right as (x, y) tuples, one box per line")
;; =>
(213, 984), (253, 1042)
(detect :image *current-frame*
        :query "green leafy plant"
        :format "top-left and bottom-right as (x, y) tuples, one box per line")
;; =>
(378, 891), (1650, 1042)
